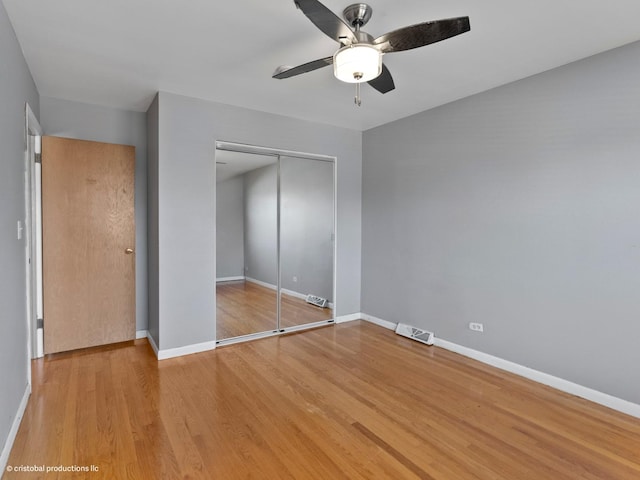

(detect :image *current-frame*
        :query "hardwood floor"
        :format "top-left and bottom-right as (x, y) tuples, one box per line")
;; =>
(6, 321), (640, 479)
(216, 280), (333, 340)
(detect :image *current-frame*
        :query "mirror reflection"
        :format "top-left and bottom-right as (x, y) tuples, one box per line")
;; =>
(216, 148), (335, 341)
(280, 155), (334, 329)
(216, 151), (278, 339)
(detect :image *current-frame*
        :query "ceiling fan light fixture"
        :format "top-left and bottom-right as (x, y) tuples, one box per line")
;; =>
(333, 44), (381, 83)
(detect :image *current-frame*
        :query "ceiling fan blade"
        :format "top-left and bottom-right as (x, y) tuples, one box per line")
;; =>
(294, 0), (357, 45)
(272, 56), (334, 79)
(374, 17), (470, 53)
(368, 63), (395, 94)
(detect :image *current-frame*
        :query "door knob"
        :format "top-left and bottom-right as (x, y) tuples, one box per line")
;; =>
(125, 248), (134, 254)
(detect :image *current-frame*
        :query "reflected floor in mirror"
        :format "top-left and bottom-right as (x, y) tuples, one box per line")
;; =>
(216, 280), (333, 340)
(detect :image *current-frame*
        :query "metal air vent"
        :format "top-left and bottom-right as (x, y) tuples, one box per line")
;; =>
(395, 323), (434, 346)
(306, 294), (329, 308)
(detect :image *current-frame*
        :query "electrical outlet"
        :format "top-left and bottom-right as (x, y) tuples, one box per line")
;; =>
(292, 276), (298, 282)
(469, 322), (484, 332)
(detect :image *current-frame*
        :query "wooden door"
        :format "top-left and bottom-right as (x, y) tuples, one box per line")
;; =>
(42, 136), (135, 354)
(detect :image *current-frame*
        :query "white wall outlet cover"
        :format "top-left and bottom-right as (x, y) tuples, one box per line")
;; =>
(17, 220), (23, 240)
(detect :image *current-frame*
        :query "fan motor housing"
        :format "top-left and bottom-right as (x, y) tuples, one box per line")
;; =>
(354, 30), (374, 43)
(343, 3), (373, 27)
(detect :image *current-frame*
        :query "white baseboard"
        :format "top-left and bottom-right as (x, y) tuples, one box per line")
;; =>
(157, 340), (217, 361)
(136, 329), (148, 340)
(146, 332), (159, 357)
(434, 338), (640, 419)
(216, 276), (245, 282)
(360, 313), (397, 331)
(145, 332), (216, 361)
(246, 278), (334, 308)
(281, 288), (334, 309)
(245, 277), (276, 291)
(335, 313), (362, 323)
(360, 313), (640, 419)
(281, 287), (307, 301)
(0, 384), (31, 473)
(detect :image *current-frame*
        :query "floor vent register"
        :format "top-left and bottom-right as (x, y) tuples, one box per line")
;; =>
(395, 323), (434, 346)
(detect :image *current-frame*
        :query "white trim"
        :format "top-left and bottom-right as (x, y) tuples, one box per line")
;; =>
(434, 338), (640, 419)
(281, 288), (335, 309)
(216, 330), (280, 347)
(335, 313), (362, 323)
(245, 279), (334, 308)
(24, 102), (44, 376)
(360, 313), (397, 331)
(216, 276), (245, 282)
(245, 276), (276, 291)
(333, 157), (337, 332)
(277, 156), (281, 328)
(216, 319), (334, 347)
(136, 330), (148, 340)
(281, 319), (334, 334)
(34, 161), (43, 330)
(157, 340), (217, 361)
(146, 332), (159, 357)
(280, 287), (306, 301)
(0, 384), (31, 473)
(215, 141), (335, 163)
(360, 312), (640, 419)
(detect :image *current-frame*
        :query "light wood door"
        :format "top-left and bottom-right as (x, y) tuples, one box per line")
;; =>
(42, 136), (135, 354)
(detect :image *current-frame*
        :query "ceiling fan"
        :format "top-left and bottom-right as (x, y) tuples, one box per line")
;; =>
(273, 1), (470, 106)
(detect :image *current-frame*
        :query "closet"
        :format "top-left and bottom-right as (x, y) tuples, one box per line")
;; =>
(215, 143), (335, 343)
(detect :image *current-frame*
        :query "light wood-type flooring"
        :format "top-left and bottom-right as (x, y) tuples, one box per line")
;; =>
(216, 280), (333, 340)
(6, 321), (640, 479)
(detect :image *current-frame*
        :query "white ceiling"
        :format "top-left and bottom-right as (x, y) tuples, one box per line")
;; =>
(4, 0), (640, 131)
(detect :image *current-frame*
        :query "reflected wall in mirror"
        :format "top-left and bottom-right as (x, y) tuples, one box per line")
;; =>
(216, 151), (278, 340)
(215, 147), (335, 342)
(280, 155), (334, 328)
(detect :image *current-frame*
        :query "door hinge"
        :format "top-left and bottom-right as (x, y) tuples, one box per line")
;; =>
(37, 318), (44, 329)
(34, 153), (42, 164)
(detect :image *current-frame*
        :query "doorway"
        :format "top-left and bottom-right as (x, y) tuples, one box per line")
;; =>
(215, 142), (336, 344)
(24, 128), (137, 356)
(24, 103), (43, 360)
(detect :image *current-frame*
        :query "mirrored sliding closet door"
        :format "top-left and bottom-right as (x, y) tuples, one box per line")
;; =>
(279, 155), (334, 329)
(215, 145), (335, 344)
(215, 151), (278, 340)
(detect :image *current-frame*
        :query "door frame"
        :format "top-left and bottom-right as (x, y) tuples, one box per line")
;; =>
(41, 137), (136, 354)
(214, 140), (338, 346)
(24, 103), (44, 364)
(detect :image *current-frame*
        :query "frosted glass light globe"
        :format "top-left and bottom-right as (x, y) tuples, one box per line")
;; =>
(333, 44), (382, 83)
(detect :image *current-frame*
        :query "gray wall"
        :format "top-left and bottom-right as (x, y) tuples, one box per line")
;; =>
(40, 96), (148, 332)
(153, 92), (362, 350)
(216, 175), (245, 279)
(146, 94), (159, 346)
(362, 40), (640, 404)
(243, 165), (278, 285)
(0, 0), (39, 460)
